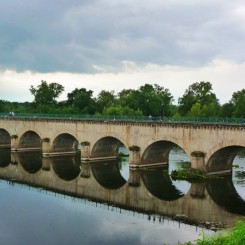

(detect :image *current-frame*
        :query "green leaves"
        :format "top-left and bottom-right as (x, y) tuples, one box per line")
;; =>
(178, 81), (220, 117)
(30, 80), (64, 106)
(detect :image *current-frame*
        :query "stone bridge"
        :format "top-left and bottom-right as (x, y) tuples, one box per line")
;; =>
(0, 117), (245, 174)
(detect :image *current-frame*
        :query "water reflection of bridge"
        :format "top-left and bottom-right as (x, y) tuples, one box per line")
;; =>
(0, 149), (244, 230)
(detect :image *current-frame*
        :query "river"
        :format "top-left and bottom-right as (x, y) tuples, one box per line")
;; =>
(0, 147), (244, 245)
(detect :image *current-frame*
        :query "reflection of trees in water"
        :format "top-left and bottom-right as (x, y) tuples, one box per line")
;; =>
(91, 160), (126, 189)
(235, 171), (245, 179)
(0, 148), (11, 167)
(142, 168), (184, 201)
(19, 151), (42, 174)
(174, 161), (191, 169)
(52, 155), (81, 181)
(118, 157), (128, 170)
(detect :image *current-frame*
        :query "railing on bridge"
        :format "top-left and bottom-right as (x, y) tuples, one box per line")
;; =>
(1, 112), (245, 125)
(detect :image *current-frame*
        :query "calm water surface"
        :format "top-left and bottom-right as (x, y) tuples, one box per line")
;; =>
(0, 148), (244, 245)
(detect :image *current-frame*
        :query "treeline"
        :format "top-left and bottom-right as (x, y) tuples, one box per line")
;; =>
(0, 80), (245, 118)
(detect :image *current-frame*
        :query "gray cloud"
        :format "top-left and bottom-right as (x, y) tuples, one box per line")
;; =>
(0, 0), (244, 73)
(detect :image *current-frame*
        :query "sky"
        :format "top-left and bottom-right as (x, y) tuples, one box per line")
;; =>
(0, 0), (245, 104)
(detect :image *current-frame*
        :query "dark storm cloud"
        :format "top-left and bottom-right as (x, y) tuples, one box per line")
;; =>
(0, 0), (244, 73)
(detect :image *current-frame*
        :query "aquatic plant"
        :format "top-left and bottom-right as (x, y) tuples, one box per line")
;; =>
(171, 168), (207, 180)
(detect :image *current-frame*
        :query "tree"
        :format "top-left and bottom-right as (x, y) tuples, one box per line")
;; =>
(230, 89), (245, 117)
(187, 102), (202, 117)
(67, 88), (96, 114)
(96, 90), (116, 113)
(0, 100), (7, 112)
(117, 84), (173, 117)
(178, 81), (220, 116)
(220, 102), (234, 118)
(30, 80), (64, 106)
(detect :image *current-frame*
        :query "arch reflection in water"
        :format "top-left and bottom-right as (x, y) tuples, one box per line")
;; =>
(90, 160), (127, 189)
(0, 151), (245, 230)
(0, 148), (11, 168)
(142, 166), (184, 201)
(19, 151), (42, 174)
(207, 176), (245, 215)
(52, 155), (81, 181)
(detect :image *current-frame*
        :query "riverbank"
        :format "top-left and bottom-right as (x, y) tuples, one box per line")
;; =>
(183, 220), (245, 244)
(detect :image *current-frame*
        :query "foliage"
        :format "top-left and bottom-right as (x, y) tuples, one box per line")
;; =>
(171, 169), (207, 180)
(230, 89), (245, 117)
(67, 88), (96, 114)
(30, 80), (64, 106)
(96, 90), (116, 113)
(178, 81), (220, 117)
(184, 220), (245, 245)
(117, 84), (173, 117)
(1, 81), (245, 119)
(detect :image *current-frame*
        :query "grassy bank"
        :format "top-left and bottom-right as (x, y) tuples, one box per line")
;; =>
(183, 220), (245, 245)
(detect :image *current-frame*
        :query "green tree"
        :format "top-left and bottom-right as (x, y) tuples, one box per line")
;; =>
(230, 89), (245, 117)
(117, 84), (173, 117)
(67, 88), (96, 114)
(30, 80), (64, 106)
(178, 81), (220, 116)
(187, 102), (202, 117)
(103, 105), (143, 116)
(219, 102), (234, 118)
(96, 90), (116, 113)
(0, 100), (6, 112)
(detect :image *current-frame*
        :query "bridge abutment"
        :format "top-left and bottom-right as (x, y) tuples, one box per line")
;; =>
(11, 135), (19, 151)
(191, 151), (206, 172)
(42, 138), (51, 156)
(80, 141), (90, 161)
(129, 146), (141, 167)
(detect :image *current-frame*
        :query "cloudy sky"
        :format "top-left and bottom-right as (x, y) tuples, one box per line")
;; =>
(0, 0), (245, 103)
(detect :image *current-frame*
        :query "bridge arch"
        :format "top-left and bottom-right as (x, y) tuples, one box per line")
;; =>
(52, 133), (79, 154)
(141, 140), (188, 166)
(19, 131), (42, 150)
(0, 128), (11, 148)
(90, 136), (127, 160)
(206, 142), (245, 173)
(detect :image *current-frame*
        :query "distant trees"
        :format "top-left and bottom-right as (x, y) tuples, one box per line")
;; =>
(1, 80), (244, 119)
